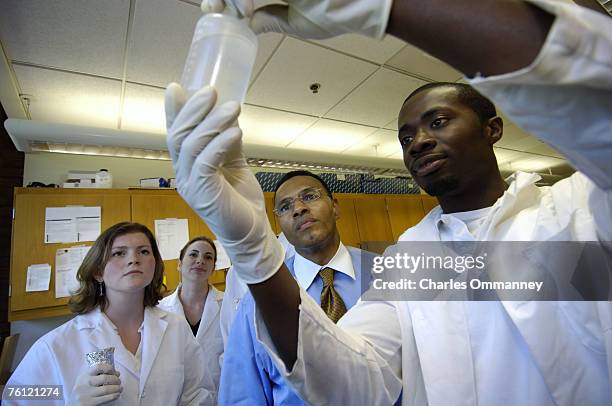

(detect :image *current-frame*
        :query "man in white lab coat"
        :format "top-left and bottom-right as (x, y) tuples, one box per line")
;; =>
(166, 0), (612, 404)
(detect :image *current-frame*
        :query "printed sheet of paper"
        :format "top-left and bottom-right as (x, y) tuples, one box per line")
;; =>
(154, 219), (189, 260)
(45, 207), (77, 243)
(214, 240), (232, 270)
(26, 264), (51, 292)
(45, 206), (101, 243)
(74, 207), (102, 242)
(55, 246), (91, 298)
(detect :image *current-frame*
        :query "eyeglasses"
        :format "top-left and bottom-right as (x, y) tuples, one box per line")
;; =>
(273, 188), (324, 217)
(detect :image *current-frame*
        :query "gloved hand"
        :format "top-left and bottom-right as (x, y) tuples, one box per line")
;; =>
(67, 364), (122, 406)
(202, 0), (394, 39)
(165, 83), (285, 284)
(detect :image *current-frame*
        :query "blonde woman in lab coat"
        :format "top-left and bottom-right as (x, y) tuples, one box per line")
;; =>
(5, 222), (211, 405)
(159, 236), (224, 403)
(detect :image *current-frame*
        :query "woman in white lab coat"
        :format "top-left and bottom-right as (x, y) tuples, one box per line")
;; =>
(159, 236), (224, 403)
(5, 222), (211, 405)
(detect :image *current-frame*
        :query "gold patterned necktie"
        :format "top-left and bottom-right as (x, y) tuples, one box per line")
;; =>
(319, 267), (347, 323)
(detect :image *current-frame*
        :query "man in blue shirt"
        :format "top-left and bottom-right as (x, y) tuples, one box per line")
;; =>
(218, 170), (373, 405)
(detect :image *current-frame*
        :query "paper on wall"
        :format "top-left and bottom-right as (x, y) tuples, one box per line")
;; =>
(26, 264), (52, 292)
(45, 206), (101, 243)
(55, 246), (91, 298)
(154, 219), (189, 260)
(213, 240), (232, 270)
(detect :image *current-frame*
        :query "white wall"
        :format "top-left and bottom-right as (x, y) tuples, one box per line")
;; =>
(23, 151), (176, 188)
(11, 315), (75, 370)
(23, 151), (289, 188)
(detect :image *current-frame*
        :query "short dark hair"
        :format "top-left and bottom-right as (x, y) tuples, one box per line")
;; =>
(273, 170), (333, 201)
(179, 235), (217, 268)
(403, 82), (497, 123)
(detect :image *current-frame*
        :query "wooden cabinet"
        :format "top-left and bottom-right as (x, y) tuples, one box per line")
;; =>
(9, 188), (280, 321)
(334, 195), (361, 248)
(10, 189), (131, 320)
(130, 191), (216, 292)
(9, 188), (435, 321)
(353, 195), (394, 243)
(421, 195), (439, 215)
(386, 195), (426, 241)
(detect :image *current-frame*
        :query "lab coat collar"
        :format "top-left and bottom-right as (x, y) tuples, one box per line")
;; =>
(78, 306), (168, 393)
(197, 285), (223, 339)
(162, 286), (184, 315)
(139, 307), (168, 395)
(400, 171), (542, 242)
(80, 308), (140, 377)
(293, 242), (355, 290)
(163, 283), (223, 339)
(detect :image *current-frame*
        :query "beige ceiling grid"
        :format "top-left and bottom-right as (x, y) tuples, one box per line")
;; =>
(0, 0), (572, 176)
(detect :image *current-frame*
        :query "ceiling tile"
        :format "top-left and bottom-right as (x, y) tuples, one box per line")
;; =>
(384, 118), (398, 131)
(386, 43), (463, 82)
(529, 142), (564, 159)
(494, 148), (529, 165)
(14, 65), (121, 128)
(510, 156), (567, 172)
(121, 84), (166, 133)
(240, 104), (318, 147)
(509, 135), (550, 154)
(313, 34), (406, 65)
(325, 68), (426, 127)
(1, 0), (129, 78)
(126, 0), (200, 87)
(250, 33), (285, 85)
(288, 119), (376, 153)
(342, 129), (400, 158)
(496, 124), (531, 149)
(246, 37), (378, 116)
(387, 150), (404, 160)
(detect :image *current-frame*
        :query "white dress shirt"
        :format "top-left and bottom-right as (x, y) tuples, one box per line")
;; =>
(253, 2), (612, 405)
(293, 242), (355, 290)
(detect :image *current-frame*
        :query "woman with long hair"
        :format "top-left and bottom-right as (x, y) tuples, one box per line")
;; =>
(159, 236), (224, 403)
(7, 222), (211, 405)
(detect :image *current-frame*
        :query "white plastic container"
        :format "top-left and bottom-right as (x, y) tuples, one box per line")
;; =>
(181, 13), (258, 105)
(95, 169), (113, 188)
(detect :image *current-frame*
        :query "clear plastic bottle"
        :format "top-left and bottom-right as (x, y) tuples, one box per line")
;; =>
(181, 11), (258, 105)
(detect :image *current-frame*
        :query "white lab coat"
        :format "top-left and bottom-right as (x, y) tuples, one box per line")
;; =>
(254, 1), (612, 405)
(5, 306), (211, 405)
(158, 284), (224, 403)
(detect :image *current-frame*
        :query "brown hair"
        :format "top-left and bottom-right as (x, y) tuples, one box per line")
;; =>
(179, 236), (217, 269)
(68, 222), (166, 314)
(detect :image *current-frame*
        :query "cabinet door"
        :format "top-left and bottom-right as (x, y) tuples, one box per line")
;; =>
(131, 192), (215, 292)
(421, 195), (439, 215)
(334, 195), (362, 249)
(353, 196), (394, 245)
(263, 192), (281, 234)
(386, 195), (426, 241)
(10, 190), (131, 320)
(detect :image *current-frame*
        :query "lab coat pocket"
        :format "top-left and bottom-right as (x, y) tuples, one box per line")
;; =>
(144, 366), (184, 404)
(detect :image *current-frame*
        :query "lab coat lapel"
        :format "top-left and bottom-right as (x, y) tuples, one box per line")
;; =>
(410, 302), (477, 406)
(139, 307), (168, 394)
(165, 286), (185, 315)
(197, 286), (221, 339)
(84, 309), (138, 376)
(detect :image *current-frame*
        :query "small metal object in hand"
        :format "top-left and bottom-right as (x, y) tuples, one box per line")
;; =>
(86, 347), (115, 368)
